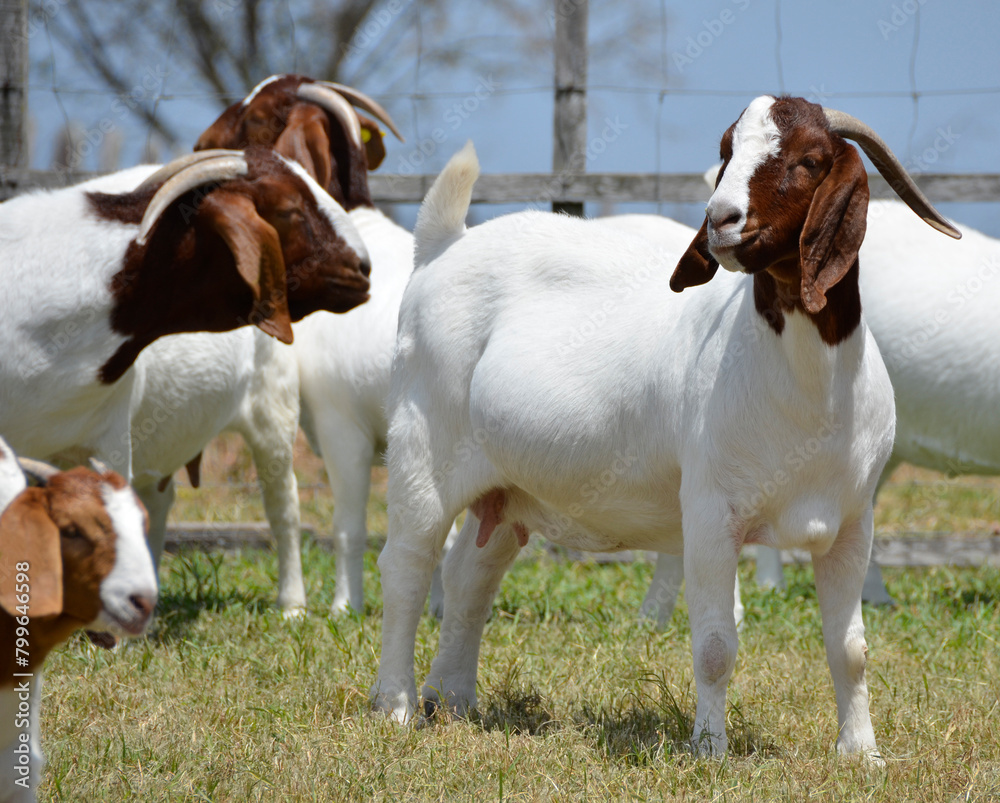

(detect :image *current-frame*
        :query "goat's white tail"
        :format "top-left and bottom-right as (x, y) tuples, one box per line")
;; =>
(414, 141), (480, 268)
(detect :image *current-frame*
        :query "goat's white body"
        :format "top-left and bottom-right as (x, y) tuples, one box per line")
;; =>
(0, 168), (158, 475)
(126, 326), (305, 609)
(861, 201), (1000, 474)
(294, 206), (416, 613)
(122, 205), (415, 614)
(374, 149), (892, 759)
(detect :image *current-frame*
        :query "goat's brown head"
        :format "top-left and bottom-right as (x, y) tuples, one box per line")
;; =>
(194, 74), (404, 210)
(88, 146), (371, 382)
(673, 95), (961, 343)
(0, 457), (158, 673)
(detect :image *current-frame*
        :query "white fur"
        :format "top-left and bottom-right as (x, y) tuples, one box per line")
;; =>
(91, 484), (159, 635)
(294, 205), (424, 614)
(372, 140), (890, 762)
(127, 326), (307, 612)
(706, 96), (780, 265)
(0, 168), (153, 476)
(0, 440), (26, 513)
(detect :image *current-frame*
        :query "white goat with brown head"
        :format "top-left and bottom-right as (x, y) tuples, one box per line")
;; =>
(132, 75), (417, 616)
(371, 96), (959, 762)
(0, 147), (370, 481)
(0, 437), (157, 802)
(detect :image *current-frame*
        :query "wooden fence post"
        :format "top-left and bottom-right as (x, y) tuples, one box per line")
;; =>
(553, 0), (588, 217)
(1, 0), (29, 171)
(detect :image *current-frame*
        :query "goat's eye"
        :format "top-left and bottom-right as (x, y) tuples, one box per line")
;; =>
(62, 526), (84, 540)
(801, 156), (819, 170)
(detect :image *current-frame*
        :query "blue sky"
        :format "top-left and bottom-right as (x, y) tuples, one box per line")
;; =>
(26, 0), (1000, 233)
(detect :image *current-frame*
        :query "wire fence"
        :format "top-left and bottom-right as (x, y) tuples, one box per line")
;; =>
(5, 0), (1000, 229)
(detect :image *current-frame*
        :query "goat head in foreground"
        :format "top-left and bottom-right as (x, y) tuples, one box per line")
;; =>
(673, 95), (960, 344)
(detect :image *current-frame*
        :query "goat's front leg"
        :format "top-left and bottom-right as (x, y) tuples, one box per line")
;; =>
(422, 514), (521, 717)
(134, 478), (175, 572)
(814, 511), (882, 765)
(683, 497), (741, 757)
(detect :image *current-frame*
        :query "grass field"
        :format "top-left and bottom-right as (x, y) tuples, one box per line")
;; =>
(37, 436), (1000, 801)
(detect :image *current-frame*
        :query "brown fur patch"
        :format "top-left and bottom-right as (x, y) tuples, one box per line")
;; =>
(0, 468), (121, 683)
(680, 96), (868, 346)
(195, 74), (379, 211)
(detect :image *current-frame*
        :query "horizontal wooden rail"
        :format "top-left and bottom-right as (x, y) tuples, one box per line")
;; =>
(4, 169), (1000, 204)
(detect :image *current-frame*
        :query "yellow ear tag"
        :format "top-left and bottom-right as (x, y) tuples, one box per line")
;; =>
(361, 128), (372, 143)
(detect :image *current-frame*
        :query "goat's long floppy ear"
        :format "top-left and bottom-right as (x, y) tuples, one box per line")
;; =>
(799, 144), (869, 314)
(0, 488), (63, 618)
(357, 112), (387, 170)
(274, 104), (334, 189)
(671, 218), (720, 292)
(194, 101), (244, 151)
(198, 191), (294, 344)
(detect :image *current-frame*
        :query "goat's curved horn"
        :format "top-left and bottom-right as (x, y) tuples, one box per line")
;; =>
(824, 108), (961, 240)
(136, 153), (249, 246)
(295, 84), (363, 151)
(16, 458), (60, 485)
(88, 457), (112, 475)
(316, 82), (405, 142)
(134, 150), (245, 195)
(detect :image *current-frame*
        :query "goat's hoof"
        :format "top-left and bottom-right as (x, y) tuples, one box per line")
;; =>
(281, 606), (307, 620)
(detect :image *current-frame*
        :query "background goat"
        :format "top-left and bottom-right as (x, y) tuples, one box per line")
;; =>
(0, 147), (370, 486)
(0, 437), (157, 802)
(372, 95), (959, 762)
(135, 75), (418, 615)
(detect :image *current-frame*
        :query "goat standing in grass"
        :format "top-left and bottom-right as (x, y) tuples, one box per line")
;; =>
(371, 96), (960, 761)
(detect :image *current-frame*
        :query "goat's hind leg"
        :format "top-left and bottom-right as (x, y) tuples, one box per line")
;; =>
(421, 513), (521, 718)
(813, 510), (882, 765)
(372, 491), (457, 723)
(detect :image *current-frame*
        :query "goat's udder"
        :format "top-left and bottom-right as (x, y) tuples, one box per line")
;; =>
(470, 488), (530, 548)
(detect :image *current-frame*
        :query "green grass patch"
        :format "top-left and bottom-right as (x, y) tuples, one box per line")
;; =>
(39, 547), (1000, 801)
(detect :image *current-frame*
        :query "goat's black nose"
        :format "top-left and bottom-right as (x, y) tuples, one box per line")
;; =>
(707, 201), (743, 232)
(129, 591), (157, 620)
(359, 254), (372, 277)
